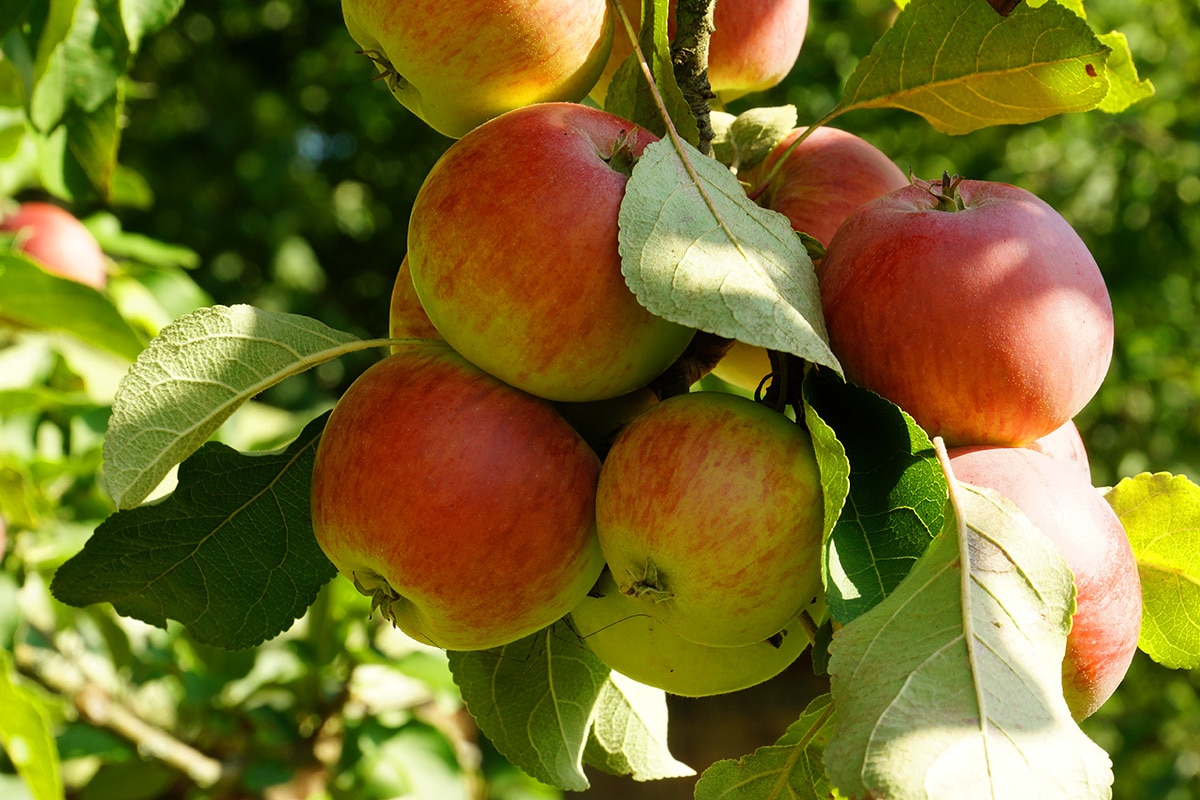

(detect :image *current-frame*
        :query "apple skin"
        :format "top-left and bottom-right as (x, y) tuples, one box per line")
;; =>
(342, 0), (613, 139)
(713, 127), (908, 391)
(310, 341), (606, 651)
(388, 254), (441, 348)
(570, 569), (809, 696)
(408, 102), (695, 403)
(948, 446), (1141, 720)
(1, 202), (107, 289)
(595, 390), (824, 648)
(818, 177), (1114, 447)
(1026, 419), (1092, 479)
(593, 0), (809, 104)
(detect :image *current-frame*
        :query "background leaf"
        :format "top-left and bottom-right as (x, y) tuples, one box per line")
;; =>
(583, 671), (694, 782)
(101, 304), (381, 510)
(0, 251), (145, 360)
(51, 413), (336, 650)
(1105, 472), (1200, 669)
(618, 137), (839, 372)
(1096, 30), (1155, 113)
(694, 693), (836, 800)
(836, 0), (1109, 134)
(803, 371), (946, 624)
(0, 650), (64, 800)
(825, 482), (1113, 799)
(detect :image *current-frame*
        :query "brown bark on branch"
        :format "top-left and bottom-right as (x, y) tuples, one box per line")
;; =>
(671, 0), (718, 155)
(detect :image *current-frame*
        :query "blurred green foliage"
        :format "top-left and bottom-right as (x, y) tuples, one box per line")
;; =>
(2, 0), (1199, 796)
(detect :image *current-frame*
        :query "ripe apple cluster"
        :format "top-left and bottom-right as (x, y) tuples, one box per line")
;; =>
(318, 0), (1142, 718)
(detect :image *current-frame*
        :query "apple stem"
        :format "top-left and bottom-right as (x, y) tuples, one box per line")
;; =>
(621, 559), (675, 603)
(927, 170), (967, 212)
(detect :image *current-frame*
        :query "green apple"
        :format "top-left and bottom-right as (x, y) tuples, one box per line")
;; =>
(571, 569), (810, 696)
(595, 390), (824, 648)
(408, 102), (695, 402)
(310, 341), (606, 651)
(341, 0), (613, 138)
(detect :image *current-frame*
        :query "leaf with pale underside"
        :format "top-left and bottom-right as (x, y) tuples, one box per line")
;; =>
(1105, 472), (1200, 669)
(619, 138), (840, 373)
(694, 693), (837, 800)
(710, 106), (799, 173)
(102, 304), (388, 509)
(825, 479), (1113, 799)
(447, 621), (692, 791)
(838, 0), (1109, 135)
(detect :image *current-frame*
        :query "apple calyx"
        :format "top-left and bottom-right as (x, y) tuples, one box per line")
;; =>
(352, 568), (413, 626)
(620, 559), (675, 602)
(358, 49), (413, 98)
(924, 170), (967, 212)
(602, 129), (641, 177)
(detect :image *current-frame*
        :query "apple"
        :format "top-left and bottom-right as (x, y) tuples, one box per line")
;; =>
(1026, 419), (1092, 479)
(570, 569), (810, 696)
(592, 0), (809, 105)
(341, 0), (613, 138)
(389, 254), (441, 347)
(0, 202), (107, 289)
(817, 176), (1114, 447)
(713, 126), (908, 391)
(947, 446), (1141, 720)
(310, 341), (606, 651)
(595, 390), (824, 648)
(407, 102), (695, 403)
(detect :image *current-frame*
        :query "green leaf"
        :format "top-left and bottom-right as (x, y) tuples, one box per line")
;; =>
(604, 0), (699, 145)
(618, 137), (840, 373)
(1105, 472), (1200, 669)
(0, 251), (146, 360)
(58, 0), (129, 113)
(1095, 30), (1154, 113)
(710, 106), (799, 173)
(825, 481), (1113, 799)
(583, 671), (694, 782)
(51, 413), (336, 650)
(803, 371), (946, 624)
(64, 80), (121, 197)
(120, 0), (183, 54)
(101, 304), (385, 510)
(0, 650), (65, 800)
(448, 621), (691, 791)
(448, 622), (611, 792)
(835, 0), (1109, 135)
(694, 693), (836, 800)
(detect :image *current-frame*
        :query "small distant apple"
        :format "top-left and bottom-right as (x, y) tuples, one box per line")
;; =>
(570, 569), (810, 697)
(311, 342), (606, 651)
(341, 0), (613, 138)
(408, 102), (694, 402)
(389, 254), (441, 347)
(1, 202), (107, 289)
(948, 446), (1141, 720)
(595, 390), (824, 648)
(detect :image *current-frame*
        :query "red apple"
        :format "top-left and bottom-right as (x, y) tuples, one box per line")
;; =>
(948, 446), (1141, 720)
(1, 202), (107, 289)
(818, 176), (1114, 447)
(570, 569), (810, 697)
(595, 390), (824, 648)
(407, 102), (695, 403)
(341, 0), (613, 138)
(389, 254), (441, 347)
(713, 126), (908, 391)
(310, 341), (606, 651)
(593, 0), (809, 104)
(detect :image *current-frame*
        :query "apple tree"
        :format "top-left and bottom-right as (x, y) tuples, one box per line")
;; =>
(3, 0), (1200, 798)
